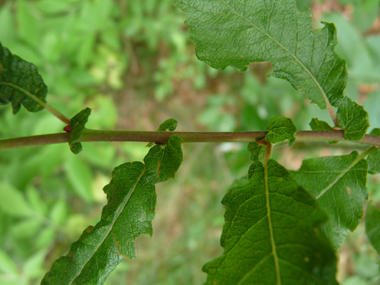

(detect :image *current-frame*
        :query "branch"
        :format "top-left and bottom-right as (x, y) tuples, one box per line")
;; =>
(0, 129), (380, 151)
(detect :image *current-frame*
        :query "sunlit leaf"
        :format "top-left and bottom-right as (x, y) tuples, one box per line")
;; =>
(0, 42), (47, 114)
(292, 152), (368, 249)
(203, 160), (337, 285)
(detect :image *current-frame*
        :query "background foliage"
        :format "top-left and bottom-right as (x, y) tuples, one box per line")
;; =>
(0, 0), (379, 284)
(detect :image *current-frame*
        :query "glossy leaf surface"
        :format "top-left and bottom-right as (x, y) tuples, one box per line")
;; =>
(203, 160), (337, 285)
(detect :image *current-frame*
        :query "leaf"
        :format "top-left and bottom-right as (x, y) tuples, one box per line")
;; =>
(265, 116), (297, 145)
(247, 142), (266, 162)
(69, 108), (91, 154)
(0, 182), (34, 217)
(0, 42), (47, 114)
(157, 118), (178, 132)
(336, 97), (370, 141)
(365, 202), (380, 255)
(367, 128), (380, 174)
(173, 0), (347, 109)
(309, 118), (338, 145)
(291, 152), (368, 249)
(147, 118), (178, 147)
(41, 135), (183, 284)
(203, 160), (337, 285)
(144, 135), (183, 183)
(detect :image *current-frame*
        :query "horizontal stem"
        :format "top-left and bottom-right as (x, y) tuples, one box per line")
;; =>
(0, 130), (380, 151)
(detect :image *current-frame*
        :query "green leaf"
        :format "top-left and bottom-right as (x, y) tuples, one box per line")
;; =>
(247, 142), (266, 162)
(144, 135), (183, 183)
(41, 136), (183, 284)
(365, 202), (380, 255)
(0, 182), (34, 217)
(336, 97), (370, 141)
(370, 128), (380, 137)
(203, 160), (337, 285)
(265, 117), (297, 145)
(173, 0), (347, 109)
(310, 118), (334, 132)
(147, 118), (178, 147)
(367, 129), (380, 174)
(69, 108), (91, 154)
(309, 118), (338, 145)
(291, 152), (368, 249)
(0, 42), (48, 114)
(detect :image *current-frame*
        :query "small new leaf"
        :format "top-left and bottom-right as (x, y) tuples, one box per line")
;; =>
(69, 108), (91, 154)
(147, 118), (178, 147)
(367, 128), (380, 174)
(365, 203), (380, 255)
(336, 97), (369, 141)
(42, 136), (183, 284)
(265, 117), (297, 145)
(0, 42), (47, 114)
(247, 142), (266, 162)
(203, 160), (337, 284)
(292, 152), (368, 249)
(309, 118), (338, 145)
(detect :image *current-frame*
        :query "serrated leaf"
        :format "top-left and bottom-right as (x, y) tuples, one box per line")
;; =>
(309, 118), (338, 145)
(0, 42), (47, 114)
(265, 116), (297, 145)
(336, 97), (370, 141)
(291, 152), (368, 249)
(367, 128), (380, 174)
(173, 0), (347, 109)
(203, 160), (337, 285)
(365, 202), (380, 255)
(41, 136), (183, 284)
(69, 108), (91, 154)
(144, 135), (183, 183)
(247, 142), (266, 162)
(147, 118), (178, 147)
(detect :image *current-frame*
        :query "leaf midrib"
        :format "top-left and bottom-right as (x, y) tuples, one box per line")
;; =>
(69, 167), (146, 284)
(219, 0), (330, 109)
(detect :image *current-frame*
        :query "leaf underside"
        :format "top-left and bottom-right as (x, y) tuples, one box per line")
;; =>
(42, 136), (183, 284)
(291, 152), (368, 250)
(0, 42), (47, 114)
(203, 160), (337, 285)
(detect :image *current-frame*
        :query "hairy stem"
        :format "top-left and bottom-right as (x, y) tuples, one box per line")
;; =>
(0, 130), (380, 150)
(0, 82), (70, 124)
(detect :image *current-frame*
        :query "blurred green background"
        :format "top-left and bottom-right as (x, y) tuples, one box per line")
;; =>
(0, 0), (380, 284)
